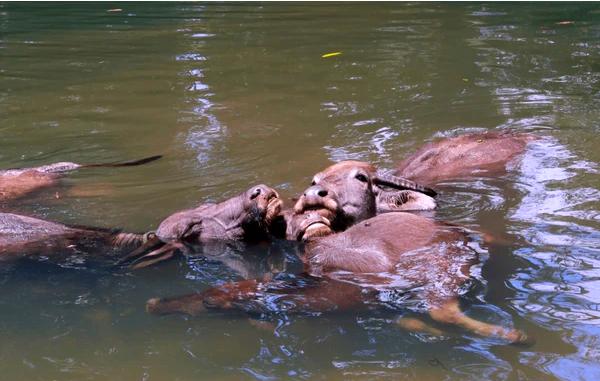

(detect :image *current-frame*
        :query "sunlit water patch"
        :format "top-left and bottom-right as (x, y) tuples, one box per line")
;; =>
(505, 137), (600, 378)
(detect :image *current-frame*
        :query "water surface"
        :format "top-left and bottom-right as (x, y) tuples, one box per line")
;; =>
(1, 3), (600, 380)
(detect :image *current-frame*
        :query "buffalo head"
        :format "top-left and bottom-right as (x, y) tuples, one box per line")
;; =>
(120, 184), (283, 268)
(293, 161), (436, 229)
(156, 184), (282, 243)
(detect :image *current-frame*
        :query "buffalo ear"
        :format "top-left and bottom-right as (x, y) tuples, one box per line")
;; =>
(376, 189), (437, 213)
(155, 212), (204, 243)
(373, 169), (437, 197)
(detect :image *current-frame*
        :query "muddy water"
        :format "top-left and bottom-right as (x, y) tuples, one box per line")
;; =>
(1, 3), (600, 380)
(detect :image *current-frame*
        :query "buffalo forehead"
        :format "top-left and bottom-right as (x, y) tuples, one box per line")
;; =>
(322, 161), (375, 176)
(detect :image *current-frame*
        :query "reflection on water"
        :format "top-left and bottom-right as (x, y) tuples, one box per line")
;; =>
(178, 28), (225, 166)
(507, 137), (600, 377)
(1, 2), (600, 380)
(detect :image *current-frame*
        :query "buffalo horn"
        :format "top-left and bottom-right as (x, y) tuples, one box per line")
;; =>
(374, 170), (437, 197)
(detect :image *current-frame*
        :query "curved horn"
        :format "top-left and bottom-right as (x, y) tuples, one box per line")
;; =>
(374, 169), (437, 197)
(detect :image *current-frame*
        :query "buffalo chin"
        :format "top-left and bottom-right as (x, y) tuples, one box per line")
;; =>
(298, 221), (333, 241)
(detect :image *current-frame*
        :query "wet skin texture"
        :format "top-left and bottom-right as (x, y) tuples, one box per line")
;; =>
(0, 156), (161, 265)
(145, 132), (539, 344)
(0, 212), (146, 262)
(294, 161), (438, 231)
(2, 133), (534, 340)
(395, 131), (537, 185)
(294, 131), (536, 230)
(0, 155), (161, 205)
(147, 211), (530, 344)
(120, 184), (283, 269)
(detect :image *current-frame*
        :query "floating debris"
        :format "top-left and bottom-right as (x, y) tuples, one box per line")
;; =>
(321, 52), (342, 58)
(556, 21), (574, 25)
(107, 8), (123, 13)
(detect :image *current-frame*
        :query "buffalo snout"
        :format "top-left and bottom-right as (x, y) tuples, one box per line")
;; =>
(294, 185), (339, 215)
(249, 184), (279, 202)
(304, 185), (328, 201)
(247, 184), (283, 227)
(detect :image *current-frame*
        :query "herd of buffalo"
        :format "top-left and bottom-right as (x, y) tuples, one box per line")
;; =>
(0, 130), (539, 344)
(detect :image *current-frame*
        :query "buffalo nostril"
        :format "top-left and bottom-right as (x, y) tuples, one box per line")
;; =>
(317, 190), (328, 198)
(251, 187), (262, 200)
(266, 189), (278, 201)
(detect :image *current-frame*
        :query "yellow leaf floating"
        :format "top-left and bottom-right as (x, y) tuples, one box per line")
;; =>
(321, 52), (342, 58)
(107, 8), (123, 12)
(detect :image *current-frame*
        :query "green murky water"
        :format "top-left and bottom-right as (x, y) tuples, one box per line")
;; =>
(1, 2), (600, 380)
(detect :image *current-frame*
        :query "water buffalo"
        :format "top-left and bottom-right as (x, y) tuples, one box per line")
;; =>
(0, 155), (162, 204)
(146, 210), (529, 344)
(294, 131), (536, 230)
(0, 212), (149, 263)
(119, 184), (283, 269)
(395, 130), (537, 185)
(294, 161), (437, 230)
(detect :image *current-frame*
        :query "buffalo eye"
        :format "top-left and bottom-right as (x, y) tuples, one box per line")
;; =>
(311, 179), (317, 186)
(250, 187), (262, 200)
(355, 173), (368, 183)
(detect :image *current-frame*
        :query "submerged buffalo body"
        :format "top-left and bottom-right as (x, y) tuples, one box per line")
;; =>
(129, 131), (539, 343)
(0, 212), (146, 262)
(146, 211), (529, 344)
(120, 184), (283, 269)
(395, 131), (537, 185)
(0, 155), (162, 204)
(294, 131), (536, 230)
